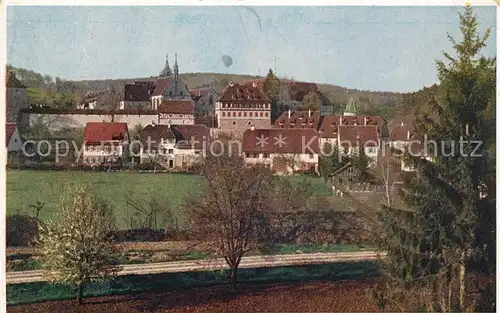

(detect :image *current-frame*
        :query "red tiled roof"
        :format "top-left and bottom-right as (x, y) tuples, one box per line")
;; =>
(218, 83), (270, 103)
(318, 115), (386, 138)
(123, 83), (153, 102)
(6, 72), (26, 89)
(274, 111), (321, 130)
(158, 100), (195, 115)
(389, 123), (415, 141)
(171, 124), (210, 150)
(338, 125), (379, 147)
(84, 122), (128, 144)
(139, 124), (176, 147)
(243, 128), (320, 154)
(151, 77), (174, 97)
(6, 123), (16, 147)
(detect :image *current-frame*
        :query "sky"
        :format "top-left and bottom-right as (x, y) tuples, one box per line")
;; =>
(6, 6), (497, 93)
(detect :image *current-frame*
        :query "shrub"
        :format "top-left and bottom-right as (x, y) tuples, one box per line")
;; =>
(7, 214), (39, 247)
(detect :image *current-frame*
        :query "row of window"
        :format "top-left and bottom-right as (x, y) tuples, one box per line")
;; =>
(221, 111), (269, 118)
(84, 156), (111, 163)
(220, 103), (269, 109)
(244, 153), (315, 159)
(85, 145), (118, 153)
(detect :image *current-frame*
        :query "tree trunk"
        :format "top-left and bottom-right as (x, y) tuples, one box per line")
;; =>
(459, 252), (466, 311)
(77, 282), (84, 305)
(230, 266), (238, 290)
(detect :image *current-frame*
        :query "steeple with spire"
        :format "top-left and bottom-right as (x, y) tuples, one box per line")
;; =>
(174, 53), (179, 94)
(159, 53), (172, 77)
(344, 96), (358, 116)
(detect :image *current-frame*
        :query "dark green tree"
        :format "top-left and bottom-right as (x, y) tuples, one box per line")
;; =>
(375, 6), (495, 312)
(318, 142), (343, 182)
(262, 69), (281, 122)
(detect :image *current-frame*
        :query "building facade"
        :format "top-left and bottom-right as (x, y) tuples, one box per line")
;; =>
(215, 82), (272, 138)
(6, 72), (28, 123)
(82, 122), (130, 165)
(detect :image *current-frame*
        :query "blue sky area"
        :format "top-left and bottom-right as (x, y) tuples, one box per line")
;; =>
(6, 6), (496, 92)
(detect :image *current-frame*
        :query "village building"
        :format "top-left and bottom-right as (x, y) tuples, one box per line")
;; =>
(157, 100), (195, 125)
(189, 87), (219, 116)
(82, 122), (130, 165)
(6, 72), (28, 124)
(120, 54), (192, 110)
(138, 124), (210, 171)
(6, 123), (24, 165)
(78, 88), (115, 109)
(215, 82), (272, 139)
(389, 122), (431, 172)
(242, 127), (320, 175)
(337, 125), (379, 161)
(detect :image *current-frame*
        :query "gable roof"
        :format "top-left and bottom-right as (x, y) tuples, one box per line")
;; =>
(6, 72), (26, 89)
(6, 123), (17, 147)
(218, 83), (270, 103)
(243, 128), (320, 154)
(139, 124), (176, 147)
(171, 124), (210, 150)
(151, 77), (174, 97)
(84, 122), (128, 144)
(123, 82), (154, 102)
(318, 115), (386, 138)
(274, 110), (321, 130)
(158, 100), (195, 115)
(389, 123), (415, 142)
(338, 125), (379, 147)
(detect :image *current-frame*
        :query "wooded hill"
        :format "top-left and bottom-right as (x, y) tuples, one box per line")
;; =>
(8, 65), (426, 122)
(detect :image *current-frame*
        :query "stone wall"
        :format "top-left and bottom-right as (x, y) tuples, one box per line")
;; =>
(20, 108), (160, 131)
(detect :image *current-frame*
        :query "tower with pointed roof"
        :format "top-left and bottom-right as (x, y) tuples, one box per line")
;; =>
(173, 53), (179, 95)
(343, 96), (358, 116)
(159, 53), (172, 77)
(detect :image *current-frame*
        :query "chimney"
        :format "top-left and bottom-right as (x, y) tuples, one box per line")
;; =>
(364, 116), (368, 125)
(250, 125), (255, 131)
(407, 130), (410, 140)
(252, 82), (258, 88)
(340, 116), (343, 125)
(308, 109), (311, 118)
(401, 121), (404, 127)
(288, 109), (291, 119)
(229, 81), (234, 87)
(465, 124), (469, 136)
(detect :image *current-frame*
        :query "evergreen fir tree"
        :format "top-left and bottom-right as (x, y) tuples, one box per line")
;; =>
(376, 6), (495, 312)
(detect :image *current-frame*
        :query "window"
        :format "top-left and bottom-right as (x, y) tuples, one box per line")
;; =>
(232, 112), (236, 117)
(238, 112), (242, 117)
(88, 146), (93, 152)
(233, 122), (236, 125)
(222, 112), (226, 117)
(263, 153), (268, 158)
(249, 112), (253, 117)
(265, 112), (269, 117)
(168, 149), (173, 154)
(243, 112), (247, 117)
(309, 153), (314, 159)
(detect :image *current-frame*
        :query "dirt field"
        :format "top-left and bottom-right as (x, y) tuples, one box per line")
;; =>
(8, 279), (381, 313)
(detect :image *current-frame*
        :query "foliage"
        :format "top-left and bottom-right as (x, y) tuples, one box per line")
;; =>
(124, 191), (175, 230)
(184, 154), (275, 288)
(318, 142), (343, 182)
(262, 69), (282, 122)
(298, 91), (322, 111)
(376, 6), (496, 312)
(37, 184), (121, 304)
(7, 214), (39, 247)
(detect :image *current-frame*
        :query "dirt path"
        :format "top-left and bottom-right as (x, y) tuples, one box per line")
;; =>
(7, 251), (381, 284)
(7, 279), (382, 313)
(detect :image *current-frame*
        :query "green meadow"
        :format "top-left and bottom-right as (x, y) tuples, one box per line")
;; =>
(6, 170), (332, 229)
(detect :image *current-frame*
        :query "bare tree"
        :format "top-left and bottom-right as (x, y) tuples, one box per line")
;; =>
(183, 154), (274, 289)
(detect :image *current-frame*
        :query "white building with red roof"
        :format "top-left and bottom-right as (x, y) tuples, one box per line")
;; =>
(82, 122), (130, 165)
(337, 125), (379, 161)
(242, 127), (319, 175)
(6, 123), (24, 165)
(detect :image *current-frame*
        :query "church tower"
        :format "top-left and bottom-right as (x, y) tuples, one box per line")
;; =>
(159, 53), (172, 77)
(173, 53), (179, 95)
(344, 96), (358, 116)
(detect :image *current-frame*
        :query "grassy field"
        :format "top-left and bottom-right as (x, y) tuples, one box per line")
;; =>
(7, 170), (333, 229)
